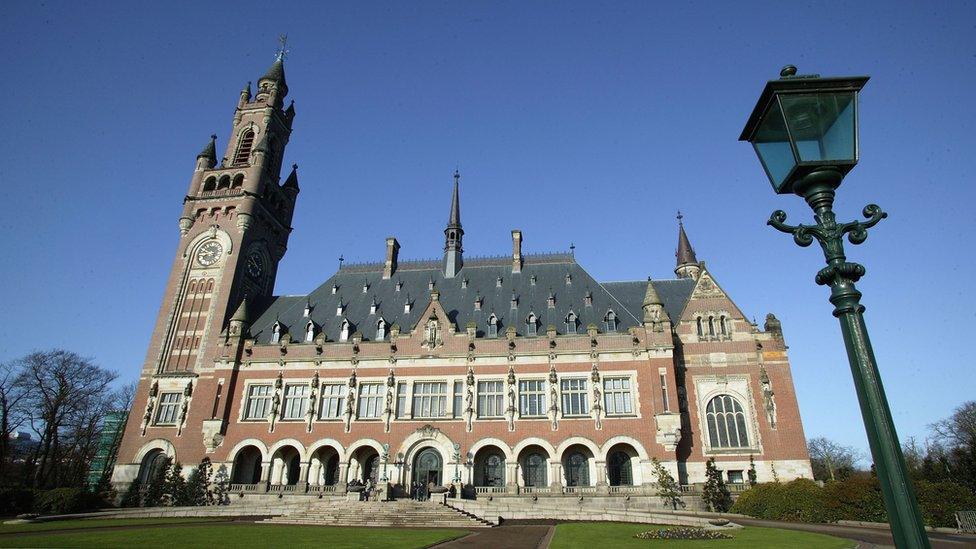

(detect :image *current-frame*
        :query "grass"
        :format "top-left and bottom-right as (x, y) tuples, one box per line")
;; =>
(0, 522), (469, 548)
(0, 517), (219, 534)
(549, 522), (855, 549)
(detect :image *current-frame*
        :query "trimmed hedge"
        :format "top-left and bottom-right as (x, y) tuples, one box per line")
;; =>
(0, 487), (108, 517)
(731, 478), (976, 528)
(0, 486), (35, 516)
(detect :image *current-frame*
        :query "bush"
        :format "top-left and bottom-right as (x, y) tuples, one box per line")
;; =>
(32, 488), (105, 515)
(820, 477), (885, 523)
(915, 480), (976, 528)
(0, 486), (35, 516)
(732, 478), (830, 523)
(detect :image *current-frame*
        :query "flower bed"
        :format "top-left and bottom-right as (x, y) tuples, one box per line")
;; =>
(634, 527), (732, 540)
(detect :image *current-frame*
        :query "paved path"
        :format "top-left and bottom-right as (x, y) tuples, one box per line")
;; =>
(735, 518), (976, 548)
(432, 524), (553, 549)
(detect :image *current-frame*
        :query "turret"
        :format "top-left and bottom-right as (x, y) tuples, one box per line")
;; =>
(675, 212), (701, 280)
(195, 134), (217, 171)
(255, 57), (288, 108)
(642, 277), (671, 331)
(443, 169), (464, 278)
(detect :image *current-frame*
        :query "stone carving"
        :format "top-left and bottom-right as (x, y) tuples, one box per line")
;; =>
(760, 366), (777, 428)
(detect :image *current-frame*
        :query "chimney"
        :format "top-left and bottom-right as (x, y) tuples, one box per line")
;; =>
(383, 237), (400, 279)
(511, 229), (523, 273)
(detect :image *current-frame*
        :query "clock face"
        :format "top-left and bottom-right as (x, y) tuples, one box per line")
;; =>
(246, 252), (263, 278)
(196, 241), (223, 266)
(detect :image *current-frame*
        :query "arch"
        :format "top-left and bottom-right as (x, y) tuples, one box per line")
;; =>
(705, 394), (750, 448)
(230, 445), (263, 484)
(217, 174), (231, 190)
(512, 437), (557, 459)
(346, 440), (383, 484)
(270, 445), (302, 486)
(343, 438), (385, 462)
(555, 436), (601, 461)
(604, 441), (642, 486)
(472, 444), (507, 487)
(308, 441), (343, 486)
(138, 448), (169, 484)
(696, 317), (704, 337)
(605, 309), (617, 332)
(268, 438), (307, 462)
(231, 173), (245, 189)
(202, 176), (217, 192)
(599, 436), (649, 461)
(133, 438), (176, 463)
(562, 446), (592, 487)
(182, 227), (234, 260)
(227, 438), (270, 463)
(412, 446), (443, 486)
(233, 128), (255, 166)
(468, 438), (514, 461)
(517, 445), (550, 488)
(306, 438), (344, 459)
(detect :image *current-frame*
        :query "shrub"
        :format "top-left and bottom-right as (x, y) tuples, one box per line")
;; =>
(32, 488), (104, 515)
(119, 478), (142, 508)
(915, 480), (976, 528)
(0, 486), (35, 515)
(731, 479), (831, 523)
(820, 477), (885, 523)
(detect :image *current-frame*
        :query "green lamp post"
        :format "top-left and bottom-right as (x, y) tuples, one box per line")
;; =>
(739, 66), (930, 548)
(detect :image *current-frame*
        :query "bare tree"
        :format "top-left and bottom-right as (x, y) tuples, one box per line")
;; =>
(17, 350), (117, 488)
(807, 437), (860, 481)
(0, 360), (30, 480)
(930, 401), (976, 449)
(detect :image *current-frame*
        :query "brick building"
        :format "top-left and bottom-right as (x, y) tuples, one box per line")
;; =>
(112, 56), (812, 498)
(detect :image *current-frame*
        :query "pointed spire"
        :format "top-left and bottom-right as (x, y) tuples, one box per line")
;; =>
(197, 134), (217, 164)
(260, 58), (287, 89)
(448, 169), (461, 228)
(642, 277), (663, 307)
(282, 164), (300, 192)
(675, 211), (701, 279)
(231, 298), (249, 323)
(241, 81), (252, 101)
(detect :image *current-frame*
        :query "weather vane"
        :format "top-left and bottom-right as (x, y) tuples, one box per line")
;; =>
(275, 34), (290, 61)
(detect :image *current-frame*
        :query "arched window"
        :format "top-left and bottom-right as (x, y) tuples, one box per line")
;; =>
(305, 321), (315, 342)
(607, 451), (633, 486)
(339, 319), (350, 342)
(522, 452), (547, 487)
(526, 314), (537, 337)
(564, 451), (589, 486)
(217, 175), (231, 190)
(720, 315), (728, 336)
(233, 129), (255, 166)
(708, 316), (715, 337)
(488, 315), (498, 338)
(232, 174), (244, 188)
(566, 312), (578, 334)
(696, 317), (704, 337)
(271, 321), (282, 344)
(705, 395), (751, 448)
(138, 449), (169, 484)
(605, 310), (617, 332)
(482, 453), (505, 487)
(376, 319), (386, 341)
(203, 176), (217, 192)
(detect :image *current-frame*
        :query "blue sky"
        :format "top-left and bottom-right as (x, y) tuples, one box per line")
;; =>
(2, 1), (973, 458)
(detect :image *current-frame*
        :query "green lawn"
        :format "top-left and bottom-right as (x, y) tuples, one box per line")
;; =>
(0, 517), (219, 534)
(550, 522), (855, 549)
(0, 522), (468, 548)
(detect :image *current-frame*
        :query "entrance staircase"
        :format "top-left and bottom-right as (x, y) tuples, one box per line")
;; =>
(261, 500), (496, 528)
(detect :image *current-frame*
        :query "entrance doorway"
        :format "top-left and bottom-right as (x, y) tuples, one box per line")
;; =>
(412, 447), (443, 487)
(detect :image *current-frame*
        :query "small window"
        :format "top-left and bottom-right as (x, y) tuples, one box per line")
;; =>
(271, 322), (282, 344)
(605, 310), (617, 332)
(217, 175), (231, 189)
(339, 319), (350, 342)
(395, 381), (408, 419)
(518, 379), (546, 417)
(526, 314), (537, 337)
(696, 317), (704, 337)
(244, 385), (273, 420)
(477, 380), (505, 417)
(560, 378), (588, 416)
(357, 384), (384, 419)
(566, 312), (578, 335)
(233, 129), (255, 166)
(720, 315), (728, 336)
(603, 378), (633, 415)
(708, 316), (716, 337)
(154, 392), (181, 425)
(232, 174), (244, 188)
(376, 319), (386, 341)
(660, 373), (670, 412)
(727, 470), (744, 484)
(305, 321), (315, 342)
(452, 381), (464, 418)
(203, 176), (217, 192)
(488, 315), (498, 338)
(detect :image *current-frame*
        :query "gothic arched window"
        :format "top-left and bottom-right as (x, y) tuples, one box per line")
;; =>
(376, 319), (386, 341)
(526, 314), (537, 337)
(708, 316), (715, 337)
(488, 315), (498, 338)
(203, 176), (217, 192)
(696, 317), (704, 337)
(339, 319), (350, 342)
(566, 312), (578, 334)
(271, 321), (282, 344)
(720, 315), (728, 336)
(233, 129), (255, 166)
(305, 321), (315, 342)
(705, 394), (750, 449)
(522, 452), (547, 487)
(605, 310), (617, 332)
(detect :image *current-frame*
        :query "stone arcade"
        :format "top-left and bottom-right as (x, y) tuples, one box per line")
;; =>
(111, 55), (813, 504)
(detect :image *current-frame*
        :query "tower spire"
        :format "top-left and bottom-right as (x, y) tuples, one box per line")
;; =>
(443, 169), (464, 278)
(675, 211), (701, 279)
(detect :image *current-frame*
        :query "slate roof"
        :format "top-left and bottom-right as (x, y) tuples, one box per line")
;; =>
(248, 254), (697, 344)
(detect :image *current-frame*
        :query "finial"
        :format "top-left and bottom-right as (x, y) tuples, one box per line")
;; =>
(780, 65), (797, 78)
(570, 242), (575, 254)
(292, 163), (298, 170)
(210, 134), (217, 141)
(677, 210), (684, 226)
(275, 34), (290, 61)
(338, 254), (344, 269)
(453, 167), (460, 184)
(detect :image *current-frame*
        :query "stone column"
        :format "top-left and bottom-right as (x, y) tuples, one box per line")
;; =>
(259, 461), (271, 493)
(505, 461), (519, 494)
(594, 459), (609, 494)
(549, 461), (563, 492)
(337, 462), (349, 493)
(298, 462), (310, 491)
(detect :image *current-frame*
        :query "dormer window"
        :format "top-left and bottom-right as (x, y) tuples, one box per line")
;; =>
(530, 275), (537, 285)
(369, 298), (377, 315)
(526, 313), (537, 337)
(547, 293), (556, 308)
(404, 301), (412, 314)
(428, 278), (435, 290)
(233, 128), (255, 166)
(566, 312), (578, 334)
(584, 291), (593, 307)
(605, 310), (617, 332)
(362, 283), (369, 293)
(305, 321), (315, 342)
(336, 303), (344, 316)
(303, 302), (312, 317)
(461, 278), (468, 289)
(395, 281), (402, 292)
(376, 318), (386, 341)
(488, 315), (499, 338)
(331, 284), (338, 295)
(565, 273), (572, 285)
(496, 277), (503, 288)
(271, 321), (282, 344)
(510, 292), (518, 309)
(474, 296), (483, 311)
(339, 319), (350, 342)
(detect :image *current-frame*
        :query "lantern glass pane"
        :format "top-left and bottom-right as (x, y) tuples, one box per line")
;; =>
(780, 92), (856, 162)
(752, 98), (795, 191)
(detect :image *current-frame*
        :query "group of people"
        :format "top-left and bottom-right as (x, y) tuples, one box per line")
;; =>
(409, 480), (433, 501)
(346, 478), (459, 501)
(346, 478), (381, 501)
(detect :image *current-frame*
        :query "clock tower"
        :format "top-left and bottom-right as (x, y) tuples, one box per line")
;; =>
(113, 53), (299, 473)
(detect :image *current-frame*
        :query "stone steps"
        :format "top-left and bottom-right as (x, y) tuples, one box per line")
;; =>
(261, 501), (494, 528)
